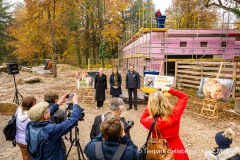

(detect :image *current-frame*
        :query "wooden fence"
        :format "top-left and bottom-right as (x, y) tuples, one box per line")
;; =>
(175, 61), (240, 98)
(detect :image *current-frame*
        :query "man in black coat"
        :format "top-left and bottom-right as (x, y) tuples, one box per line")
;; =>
(94, 68), (107, 109)
(90, 98), (131, 139)
(126, 65), (140, 110)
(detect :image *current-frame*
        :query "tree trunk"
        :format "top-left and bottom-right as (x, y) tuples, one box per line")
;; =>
(187, 0), (191, 29)
(75, 41), (82, 68)
(47, 0), (57, 78)
(91, 21), (97, 64)
(85, 2), (90, 65)
(98, 0), (104, 68)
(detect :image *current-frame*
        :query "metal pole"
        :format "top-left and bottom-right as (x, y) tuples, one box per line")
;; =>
(142, 3), (144, 28)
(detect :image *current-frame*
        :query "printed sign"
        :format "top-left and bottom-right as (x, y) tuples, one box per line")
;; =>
(144, 75), (175, 88)
(197, 78), (234, 102)
(76, 71), (98, 88)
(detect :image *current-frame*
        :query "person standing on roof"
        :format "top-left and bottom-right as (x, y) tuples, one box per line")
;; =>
(155, 9), (162, 28)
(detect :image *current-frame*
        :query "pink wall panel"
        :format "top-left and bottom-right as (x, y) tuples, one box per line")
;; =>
(122, 29), (239, 74)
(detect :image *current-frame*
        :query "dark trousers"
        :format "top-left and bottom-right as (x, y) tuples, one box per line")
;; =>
(128, 88), (137, 108)
(112, 95), (120, 98)
(97, 101), (104, 107)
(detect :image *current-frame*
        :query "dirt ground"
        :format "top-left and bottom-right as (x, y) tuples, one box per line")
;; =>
(0, 64), (240, 160)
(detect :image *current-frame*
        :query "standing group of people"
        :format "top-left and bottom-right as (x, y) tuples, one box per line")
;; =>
(15, 92), (77, 160)
(94, 65), (140, 110)
(86, 86), (191, 160)
(13, 66), (240, 160)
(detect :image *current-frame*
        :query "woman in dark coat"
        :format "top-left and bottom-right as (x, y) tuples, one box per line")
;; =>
(109, 67), (122, 98)
(94, 68), (107, 109)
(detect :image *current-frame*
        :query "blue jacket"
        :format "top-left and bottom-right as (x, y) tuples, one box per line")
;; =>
(26, 103), (82, 160)
(84, 134), (139, 160)
(126, 71), (140, 89)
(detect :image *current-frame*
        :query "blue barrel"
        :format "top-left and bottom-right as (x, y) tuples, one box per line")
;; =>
(144, 70), (159, 76)
(157, 16), (166, 28)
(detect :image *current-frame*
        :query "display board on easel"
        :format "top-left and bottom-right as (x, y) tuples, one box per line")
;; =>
(76, 71), (98, 106)
(196, 62), (234, 118)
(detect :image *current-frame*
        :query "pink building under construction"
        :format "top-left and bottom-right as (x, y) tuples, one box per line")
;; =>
(120, 29), (240, 76)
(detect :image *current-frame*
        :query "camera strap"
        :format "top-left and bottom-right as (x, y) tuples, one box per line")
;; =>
(95, 141), (126, 160)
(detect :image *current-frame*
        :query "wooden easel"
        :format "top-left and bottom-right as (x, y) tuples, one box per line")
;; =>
(198, 98), (219, 119)
(198, 62), (223, 119)
(82, 88), (95, 106)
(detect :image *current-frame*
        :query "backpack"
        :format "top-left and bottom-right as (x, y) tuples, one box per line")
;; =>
(3, 113), (18, 146)
(95, 141), (126, 160)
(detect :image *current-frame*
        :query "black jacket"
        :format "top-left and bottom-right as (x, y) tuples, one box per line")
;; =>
(94, 74), (107, 101)
(90, 112), (131, 140)
(126, 71), (140, 89)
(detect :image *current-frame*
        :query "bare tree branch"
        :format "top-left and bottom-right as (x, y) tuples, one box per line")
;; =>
(206, 0), (240, 16)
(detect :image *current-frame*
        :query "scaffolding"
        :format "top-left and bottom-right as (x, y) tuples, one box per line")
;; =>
(118, 4), (240, 77)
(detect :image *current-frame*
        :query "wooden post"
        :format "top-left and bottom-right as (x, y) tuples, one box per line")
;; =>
(216, 61), (223, 78)
(88, 58), (90, 71)
(159, 60), (163, 75)
(232, 62), (237, 99)
(175, 61), (178, 88)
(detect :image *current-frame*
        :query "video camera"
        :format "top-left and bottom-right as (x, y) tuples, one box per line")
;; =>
(65, 102), (85, 121)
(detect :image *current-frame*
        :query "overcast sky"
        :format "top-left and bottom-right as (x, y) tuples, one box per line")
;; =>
(8, 0), (172, 14)
(153, 0), (172, 14)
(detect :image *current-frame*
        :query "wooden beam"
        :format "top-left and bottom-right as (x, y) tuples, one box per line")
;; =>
(175, 61), (178, 88)
(232, 63), (237, 99)
(216, 61), (223, 79)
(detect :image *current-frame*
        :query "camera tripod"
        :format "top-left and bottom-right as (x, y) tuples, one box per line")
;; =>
(12, 74), (23, 105)
(65, 126), (85, 160)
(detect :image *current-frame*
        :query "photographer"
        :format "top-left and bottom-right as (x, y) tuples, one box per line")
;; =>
(44, 91), (67, 124)
(26, 94), (83, 160)
(44, 91), (67, 157)
(85, 114), (139, 160)
(90, 97), (132, 140)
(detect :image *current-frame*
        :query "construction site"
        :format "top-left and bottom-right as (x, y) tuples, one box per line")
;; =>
(118, 4), (240, 99)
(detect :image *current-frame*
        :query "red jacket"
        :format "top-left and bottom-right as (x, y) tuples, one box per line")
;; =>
(155, 11), (162, 18)
(140, 88), (189, 160)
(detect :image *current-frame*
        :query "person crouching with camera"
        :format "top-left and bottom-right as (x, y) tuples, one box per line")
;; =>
(90, 97), (133, 140)
(26, 93), (83, 160)
(85, 114), (139, 160)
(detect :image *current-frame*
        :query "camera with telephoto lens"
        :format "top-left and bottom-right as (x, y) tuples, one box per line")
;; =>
(65, 102), (85, 121)
(127, 120), (134, 128)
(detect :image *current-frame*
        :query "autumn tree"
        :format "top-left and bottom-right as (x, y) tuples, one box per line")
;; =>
(166, 0), (219, 29)
(8, 0), (132, 71)
(206, 0), (240, 17)
(233, 19), (240, 29)
(8, 3), (51, 64)
(0, 0), (12, 62)
(9, 0), (79, 77)
(125, 0), (155, 30)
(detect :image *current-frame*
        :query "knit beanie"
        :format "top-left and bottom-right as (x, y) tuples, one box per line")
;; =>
(215, 128), (235, 150)
(28, 102), (49, 122)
